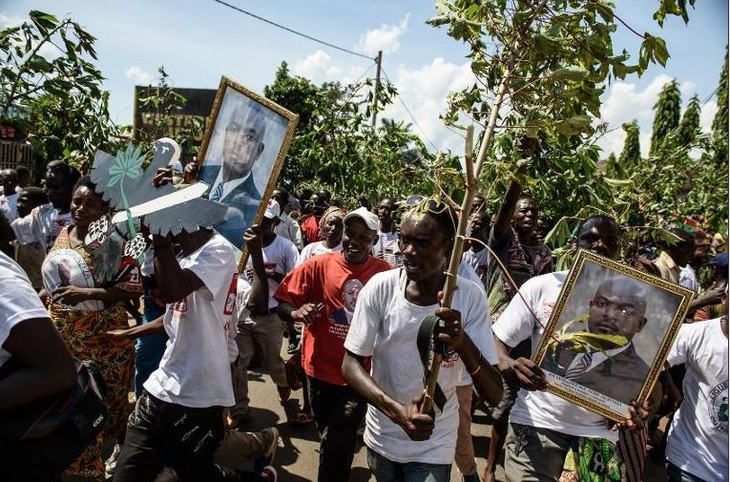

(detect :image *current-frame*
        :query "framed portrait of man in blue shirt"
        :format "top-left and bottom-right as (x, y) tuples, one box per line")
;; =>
(197, 76), (298, 253)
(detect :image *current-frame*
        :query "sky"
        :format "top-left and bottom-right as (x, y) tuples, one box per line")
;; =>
(1, 0), (728, 159)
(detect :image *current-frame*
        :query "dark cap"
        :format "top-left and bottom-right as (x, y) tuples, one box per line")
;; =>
(710, 253), (728, 269)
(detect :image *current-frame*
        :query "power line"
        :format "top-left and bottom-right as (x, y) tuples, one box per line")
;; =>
(381, 68), (439, 152)
(701, 85), (720, 108)
(211, 0), (375, 61)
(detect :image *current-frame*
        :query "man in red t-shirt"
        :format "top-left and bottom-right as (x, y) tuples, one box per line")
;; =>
(300, 191), (328, 245)
(276, 206), (391, 482)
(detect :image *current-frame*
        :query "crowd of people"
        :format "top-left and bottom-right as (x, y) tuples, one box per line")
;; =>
(0, 158), (727, 482)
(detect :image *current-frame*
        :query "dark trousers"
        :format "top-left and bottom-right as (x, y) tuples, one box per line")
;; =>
(1, 419), (87, 482)
(308, 375), (367, 482)
(113, 390), (264, 482)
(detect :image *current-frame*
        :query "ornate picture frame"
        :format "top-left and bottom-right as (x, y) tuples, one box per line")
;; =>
(533, 249), (694, 422)
(196, 76), (298, 258)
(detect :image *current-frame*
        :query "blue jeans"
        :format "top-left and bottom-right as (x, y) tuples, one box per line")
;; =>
(134, 294), (167, 396)
(367, 447), (452, 482)
(666, 461), (709, 482)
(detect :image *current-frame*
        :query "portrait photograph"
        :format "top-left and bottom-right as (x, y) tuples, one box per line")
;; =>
(197, 76), (298, 251)
(533, 249), (695, 422)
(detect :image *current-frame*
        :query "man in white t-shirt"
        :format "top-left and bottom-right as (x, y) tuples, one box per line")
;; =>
(113, 226), (275, 481)
(343, 197), (503, 481)
(0, 251), (79, 479)
(461, 208), (491, 281)
(665, 312), (728, 482)
(0, 169), (19, 222)
(6, 161), (80, 253)
(372, 197), (398, 266)
(272, 188), (303, 251)
(492, 215), (652, 482)
(228, 200), (298, 427)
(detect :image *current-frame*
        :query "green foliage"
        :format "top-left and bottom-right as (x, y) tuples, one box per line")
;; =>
(133, 67), (203, 161)
(711, 48), (728, 167)
(263, 62), (437, 205)
(649, 79), (681, 155)
(601, 69), (727, 238)
(0, 10), (121, 174)
(427, 0), (695, 225)
(618, 121), (641, 170)
(653, 0), (696, 26)
(676, 94), (701, 146)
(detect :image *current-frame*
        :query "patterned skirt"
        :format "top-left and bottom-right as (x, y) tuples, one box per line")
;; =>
(51, 302), (135, 480)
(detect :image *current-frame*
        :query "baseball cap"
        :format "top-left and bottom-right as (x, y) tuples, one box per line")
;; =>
(264, 199), (281, 219)
(343, 206), (379, 231)
(710, 253), (729, 270)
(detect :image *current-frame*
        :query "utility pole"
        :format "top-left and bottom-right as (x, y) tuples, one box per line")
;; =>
(371, 50), (383, 129)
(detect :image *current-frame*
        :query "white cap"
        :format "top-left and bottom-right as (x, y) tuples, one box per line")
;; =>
(343, 206), (379, 232)
(264, 199), (281, 219)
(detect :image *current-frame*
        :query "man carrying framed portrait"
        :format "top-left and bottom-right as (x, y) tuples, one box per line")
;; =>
(491, 215), (664, 482)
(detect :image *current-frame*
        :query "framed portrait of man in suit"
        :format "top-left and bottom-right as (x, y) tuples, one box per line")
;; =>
(533, 250), (694, 422)
(197, 76), (298, 254)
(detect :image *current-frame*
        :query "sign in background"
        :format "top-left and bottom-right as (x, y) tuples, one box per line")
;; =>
(133, 86), (217, 142)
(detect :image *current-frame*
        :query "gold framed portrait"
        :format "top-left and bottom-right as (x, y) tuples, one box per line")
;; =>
(532, 249), (695, 422)
(196, 76), (299, 260)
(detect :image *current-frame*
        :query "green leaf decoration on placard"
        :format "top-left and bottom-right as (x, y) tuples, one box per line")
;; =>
(107, 144), (144, 256)
(108, 144), (143, 188)
(546, 313), (629, 369)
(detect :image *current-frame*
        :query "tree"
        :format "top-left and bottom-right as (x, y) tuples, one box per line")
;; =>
(711, 48), (728, 167)
(676, 94), (701, 147)
(0, 10), (121, 174)
(133, 67), (204, 162)
(618, 121), (641, 170)
(428, 0), (688, 214)
(649, 79), (682, 155)
(604, 152), (621, 178)
(263, 62), (437, 204)
(427, 0), (698, 277)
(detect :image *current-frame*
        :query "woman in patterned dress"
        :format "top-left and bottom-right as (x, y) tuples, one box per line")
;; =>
(41, 176), (142, 480)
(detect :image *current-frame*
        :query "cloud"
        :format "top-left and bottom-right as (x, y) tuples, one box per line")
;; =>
(358, 15), (409, 56)
(700, 99), (718, 133)
(596, 75), (715, 158)
(379, 58), (475, 153)
(0, 14), (24, 29)
(125, 66), (153, 84)
(292, 50), (344, 82)
(291, 49), (476, 154)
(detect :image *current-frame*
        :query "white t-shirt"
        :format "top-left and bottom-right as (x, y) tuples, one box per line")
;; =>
(678, 265), (700, 293)
(11, 203), (73, 251)
(462, 248), (488, 280)
(666, 318), (729, 481)
(344, 269), (498, 464)
(144, 234), (238, 408)
(297, 240), (342, 266)
(246, 235), (298, 310)
(0, 252), (50, 368)
(274, 213), (304, 251)
(492, 270), (619, 442)
(372, 231), (397, 257)
(0, 192), (18, 222)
